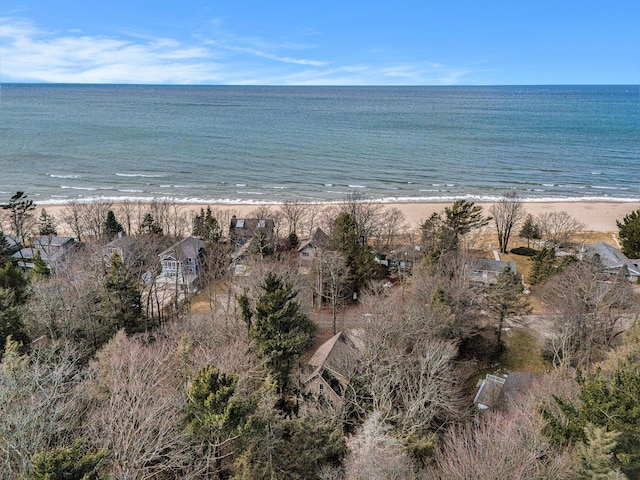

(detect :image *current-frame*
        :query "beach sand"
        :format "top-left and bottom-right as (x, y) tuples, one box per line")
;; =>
(37, 200), (640, 235)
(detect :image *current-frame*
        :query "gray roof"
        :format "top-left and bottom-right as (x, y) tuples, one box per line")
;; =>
(298, 228), (329, 252)
(474, 374), (506, 409)
(159, 236), (206, 260)
(472, 258), (516, 273)
(34, 236), (75, 248)
(584, 242), (640, 276)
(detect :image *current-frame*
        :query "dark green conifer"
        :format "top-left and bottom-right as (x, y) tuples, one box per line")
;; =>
(248, 273), (315, 399)
(103, 210), (124, 240)
(37, 208), (58, 236)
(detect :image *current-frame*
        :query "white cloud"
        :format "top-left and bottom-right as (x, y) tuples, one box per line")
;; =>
(0, 17), (473, 85)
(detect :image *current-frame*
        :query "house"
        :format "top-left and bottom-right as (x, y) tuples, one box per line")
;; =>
(374, 245), (423, 273)
(469, 258), (516, 285)
(474, 372), (540, 410)
(104, 234), (141, 267)
(229, 216), (275, 248)
(11, 235), (77, 271)
(157, 236), (206, 290)
(473, 374), (506, 410)
(581, 242), (640, 280)
(298, 228), (329, 270)
(302, 330), (365, 407)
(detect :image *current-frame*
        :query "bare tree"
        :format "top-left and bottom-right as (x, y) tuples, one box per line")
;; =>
(0, 340), (86, 478)
(539, 258), (637, 368)
(86, 201), (113, 239)
(316, 250), (349, 334)
(430, 405), (574, 480)
(280, 199), (309, 236)
(536, 210), (585, 248)
(374, 207), (408, 250)
(343, 412), (419, 479)
(356, 303), (469, 443)
(490, 191), (525, 253)
(84, 331), (199, 478)
(301, 202), (323, 238)
(116, 199), (136, 236)
(61, 201), (85, 241)
(339, 191), (384, 244)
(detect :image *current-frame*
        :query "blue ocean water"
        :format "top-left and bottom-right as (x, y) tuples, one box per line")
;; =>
(1, 84), (638, 204)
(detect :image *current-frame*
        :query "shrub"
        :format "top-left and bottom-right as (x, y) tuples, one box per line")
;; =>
(510, 246), (537, 257)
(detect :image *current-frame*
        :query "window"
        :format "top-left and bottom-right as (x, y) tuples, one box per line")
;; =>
(236, 219), (245, 228)
(257, 219), (266, 228)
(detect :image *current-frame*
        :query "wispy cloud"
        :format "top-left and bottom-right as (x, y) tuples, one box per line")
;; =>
(0, 17), (473, 85)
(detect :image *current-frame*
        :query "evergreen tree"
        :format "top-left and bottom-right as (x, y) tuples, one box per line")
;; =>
(519, 213), (541, 248)
(25, 439), (106, 480)
(420, 200), (490, 259)
(616, 209), (640, 259)
(0, 261), (30, 305)
(103, 252), (146, 335)
(30, 250), (50, 279)
(103, 210), (124, 240)
(485, 266), (531, 355)
(192, 206), (223, 244)
(37, 208), (58, 236)
(0, 288), (31, 358)
(528, 247), (557, 285)
(137, 213), (163, 236)
(576, 424), (628, 479)
(330, 212), (377, 298)
(186, 365), (253, 475)
(543, 355), (640, 477)
(444, 200), (490, 249)
(233, 411), (345, 480)
(2, 191), (36, 240)
(0, 232), (13, 263)
(247, 273), (316, 400)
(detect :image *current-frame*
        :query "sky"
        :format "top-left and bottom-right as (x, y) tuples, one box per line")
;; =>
(1, 1), (638, 85)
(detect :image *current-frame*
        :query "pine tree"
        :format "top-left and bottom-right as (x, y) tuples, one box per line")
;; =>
(0, 232), (12, 263)
(185, 365), (251, 475)
(25, 439), (106, 480)
(248, 273), (316, 400)
(192, 206), (222, 244)
(30, 250), (50, 279)
(616, 210), (640, 259)
(528, 247), (557, 285)
(103, 252), (146, 334)
(330, 212), (377, 298)
(137, 213), (163, 236)
(2, 191), (36, 240)
(0, 261), (30, 305)
(444, 200), (490, 249)
(486, 266), (531, 355)
(37, 208), (58, 236)
(543, 356), (640, 478)
(0, 288), (31, 358)
(103, 210), (124, 240)
(576, 424), (628, 479)
(519, 214), (541, 248)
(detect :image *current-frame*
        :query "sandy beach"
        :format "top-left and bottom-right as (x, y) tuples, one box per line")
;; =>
(36, 200), (640, 235)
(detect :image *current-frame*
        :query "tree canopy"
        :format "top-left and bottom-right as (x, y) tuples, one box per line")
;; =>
(248, 272), (315, 398)
(617, 209), (640, 259)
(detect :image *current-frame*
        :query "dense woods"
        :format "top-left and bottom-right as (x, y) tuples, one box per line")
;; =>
(1, 193), (639, 479)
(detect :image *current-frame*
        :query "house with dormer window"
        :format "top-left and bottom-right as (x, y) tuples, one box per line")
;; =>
(157, 236), (206, 290)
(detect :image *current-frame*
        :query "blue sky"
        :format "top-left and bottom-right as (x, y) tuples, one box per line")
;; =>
(1, 1), (638, 85)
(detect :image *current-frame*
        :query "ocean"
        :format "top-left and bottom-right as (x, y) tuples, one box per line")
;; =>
(1, 84), (638, 205)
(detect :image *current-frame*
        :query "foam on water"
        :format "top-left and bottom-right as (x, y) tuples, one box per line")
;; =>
(2, 84), (638, 204)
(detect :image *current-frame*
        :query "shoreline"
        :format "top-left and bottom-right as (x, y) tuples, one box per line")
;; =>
(36, 200), (640, 233)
